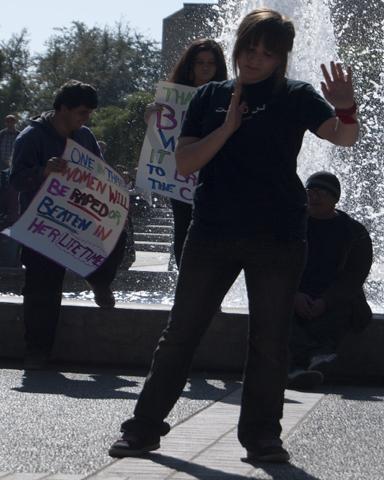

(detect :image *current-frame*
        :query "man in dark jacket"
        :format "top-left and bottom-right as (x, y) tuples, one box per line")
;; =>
(288, 171), (373, 389)
(10, 80), (126, 369)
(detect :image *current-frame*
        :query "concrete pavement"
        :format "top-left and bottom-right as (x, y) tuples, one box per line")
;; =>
(0, 364), (383, 479)
(1, 207), (384, 478)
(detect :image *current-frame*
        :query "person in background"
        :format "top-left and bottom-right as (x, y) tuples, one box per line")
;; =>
(144, 38), (228, 268)
(0, 115), (20, 228)
(109, 8), (359, 463)
(288, 171), (372, 390)
(0, 115), (20, 171)
(10, 80), (126, 369)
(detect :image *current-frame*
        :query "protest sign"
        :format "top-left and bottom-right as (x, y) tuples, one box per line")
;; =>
(135, 81), (198, 204)
(2, 139), (129, 277)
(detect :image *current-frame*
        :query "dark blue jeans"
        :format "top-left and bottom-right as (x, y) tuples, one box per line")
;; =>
(132, 227), (306, 449)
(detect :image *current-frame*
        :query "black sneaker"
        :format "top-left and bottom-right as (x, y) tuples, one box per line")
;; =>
(245, 445), (290, 463)
(88, 283), (115, 309)
(287, 368), (324, 390)
(109, 431), (160, 457)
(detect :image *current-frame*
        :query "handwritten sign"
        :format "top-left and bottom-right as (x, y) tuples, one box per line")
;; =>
(2, 139), (129, 277)
(135, 81), (198, 204)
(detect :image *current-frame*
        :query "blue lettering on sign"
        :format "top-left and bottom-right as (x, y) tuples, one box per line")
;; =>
(70, 147), (95, 171)
(104, 166), (125, 187)
(37, 196), (92, 233)
(148, 178), (175, 192)
(158, 129), (176, 152)
(147, 164), (166, 176)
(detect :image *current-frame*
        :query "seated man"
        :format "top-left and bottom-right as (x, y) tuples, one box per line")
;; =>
(288, 171), (373, 389)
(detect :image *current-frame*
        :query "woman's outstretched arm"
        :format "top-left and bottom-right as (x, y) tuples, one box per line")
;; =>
(317, 62), (359, 146)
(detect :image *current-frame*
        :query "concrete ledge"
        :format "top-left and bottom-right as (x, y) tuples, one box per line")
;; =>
(0, 298), (383, 377)
(0, 299), (248, 371)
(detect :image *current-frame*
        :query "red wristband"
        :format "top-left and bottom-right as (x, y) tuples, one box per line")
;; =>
(335, 102), (357, 124)
(335, 102), (357, 116)
(337, 115), (358, 124)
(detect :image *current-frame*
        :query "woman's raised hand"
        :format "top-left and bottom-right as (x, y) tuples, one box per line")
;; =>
(320, 62), (355, 109)
(223, 80), (248, 136)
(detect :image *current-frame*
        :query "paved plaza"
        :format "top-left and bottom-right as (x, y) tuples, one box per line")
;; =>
(1, 210), (384, 478)
(0, 364), (383, 480)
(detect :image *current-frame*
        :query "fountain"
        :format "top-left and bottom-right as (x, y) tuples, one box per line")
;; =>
(1, 0), (383, 373)
(1, 0), (383, 313)
(218, 0), (384, 312)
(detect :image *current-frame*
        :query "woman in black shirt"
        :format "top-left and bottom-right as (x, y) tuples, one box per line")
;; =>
(110, 8), (359, 463)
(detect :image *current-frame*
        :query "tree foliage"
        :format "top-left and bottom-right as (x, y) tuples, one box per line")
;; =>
(31, 21), (161, 112)
(0, 29), (32, 119)
(0, 21), (161, 166)
(91, 91), (154, 173)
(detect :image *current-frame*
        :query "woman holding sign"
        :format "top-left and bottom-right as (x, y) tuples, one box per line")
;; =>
(145, 38), (228, 268)
(110, 9), (359, 462)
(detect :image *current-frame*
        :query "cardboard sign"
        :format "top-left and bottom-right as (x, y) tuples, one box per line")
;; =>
(135, 81), (198, 204)
(2, 139), (129, 277)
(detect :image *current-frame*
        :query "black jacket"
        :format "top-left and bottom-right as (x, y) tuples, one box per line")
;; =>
(301, 210), (373, 331)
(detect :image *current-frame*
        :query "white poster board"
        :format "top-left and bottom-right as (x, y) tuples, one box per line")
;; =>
(135, 81), (198, 204)
(2, 139), (129, 277)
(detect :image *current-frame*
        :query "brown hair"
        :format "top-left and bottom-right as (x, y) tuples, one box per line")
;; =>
(169, 38), (228, 87)
(232, 8), (295, 82)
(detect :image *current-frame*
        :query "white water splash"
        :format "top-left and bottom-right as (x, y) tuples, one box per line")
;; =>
(217, 0), (384, 311)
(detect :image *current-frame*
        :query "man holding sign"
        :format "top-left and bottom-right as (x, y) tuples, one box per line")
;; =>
(10, 80), (126, 369)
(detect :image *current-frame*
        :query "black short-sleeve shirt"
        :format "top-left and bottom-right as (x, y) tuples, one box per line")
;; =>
(180, 77), (335, 239)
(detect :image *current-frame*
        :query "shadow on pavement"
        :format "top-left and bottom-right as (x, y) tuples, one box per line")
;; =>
(12, 370), (140, 400)
(8, 365), (304, 405)
(184, 378), (302, 405)
(245, 458), (322, 479)
(318, 384), (384, 402)
(148, 452), (322, 479)
(9, 368), (244, 403)
(182, 377), (242, 404)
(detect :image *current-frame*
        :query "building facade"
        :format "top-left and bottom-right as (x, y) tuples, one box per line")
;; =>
(162, 1), (223, 78)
